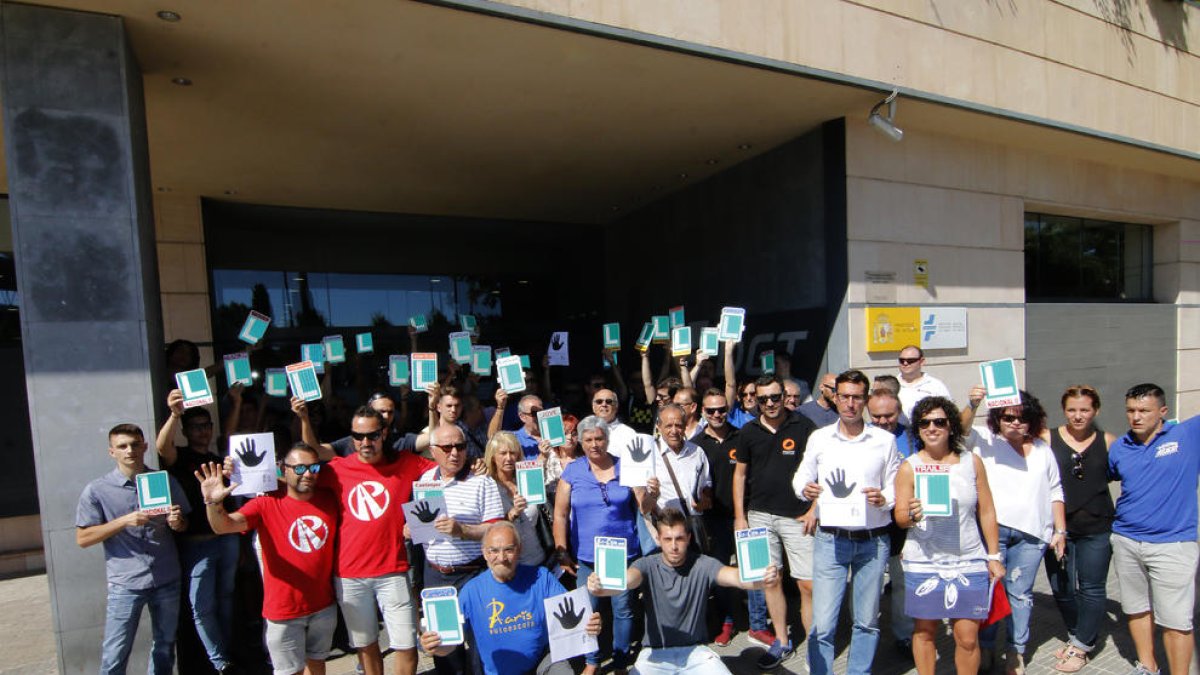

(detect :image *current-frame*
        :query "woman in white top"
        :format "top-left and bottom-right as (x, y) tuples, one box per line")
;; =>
(895, 396), (1004, 675)
(963, 388), (1066, 675)
(484, 432), (550, 567)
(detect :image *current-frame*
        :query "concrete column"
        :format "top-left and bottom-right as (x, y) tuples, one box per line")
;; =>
(1, 5), (164, 673)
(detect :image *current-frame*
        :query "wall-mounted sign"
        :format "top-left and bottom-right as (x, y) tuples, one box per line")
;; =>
(866, 306), (968, 353)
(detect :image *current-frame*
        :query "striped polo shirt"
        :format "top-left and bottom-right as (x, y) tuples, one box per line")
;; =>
(419, 465), (506, 566)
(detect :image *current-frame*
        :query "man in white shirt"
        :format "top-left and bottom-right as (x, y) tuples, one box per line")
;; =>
(794, 370), (902, 675)
(592, 388), (638, 459)
(645, 404), (712, 516)
(897, 345), (952, 422)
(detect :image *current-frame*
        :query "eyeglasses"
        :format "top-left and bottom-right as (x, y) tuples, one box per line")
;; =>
(836, 393), (866, 403)
(1071, 452), (1084, 479)
(704, 406), (729, 415)
(285, 463), (322, 476)
(741, 390), (756, 399)
(654, 393), (670, 402)
(433, 442), (469, 453)
(898, 357), (921, 365)
(916, 417), (950, 429)
(593, 398), (616, 406)
(756, 393), (783, 405)
(185, 422), (214, 431)
(520, 408), (543, 416)
(350, 429), (383, 442)
(820, 384), (835, 392)
(1000, 414), (1027, 425)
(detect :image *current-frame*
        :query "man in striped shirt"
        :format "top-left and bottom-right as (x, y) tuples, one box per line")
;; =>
(419, 423), (506, 674)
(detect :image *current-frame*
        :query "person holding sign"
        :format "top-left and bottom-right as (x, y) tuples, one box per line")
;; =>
(76, 424), (189, 675)
(645, 404), (713, 542)
(1039, 386), (1117, 673)
(318, 405), (437, 675)
(794, 370), (902, 675)
(587, 508), (784, 675)
(484, 432), (552, 567)
(417, 424), (507, 675)
(155, 390), (241, 675)
(553, 416), (656, 675)
(542, 414), (582, 501)
(301, 391), (418, 461)
(194, 444), (340, 675)
(732, 375), (817, 669)
(961, 388), (1065, 675)
(420, 522), (602, 675)
(892, 397), (1004, 675)
(1106, 383), (1200, 675)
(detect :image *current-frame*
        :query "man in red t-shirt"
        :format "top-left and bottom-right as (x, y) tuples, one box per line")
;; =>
(196, 443), (338, 675)
(318, 405), (435, 675)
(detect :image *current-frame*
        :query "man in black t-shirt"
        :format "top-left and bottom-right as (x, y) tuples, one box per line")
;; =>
(733, 375), (818, 670)
(693, 388), (741, 646)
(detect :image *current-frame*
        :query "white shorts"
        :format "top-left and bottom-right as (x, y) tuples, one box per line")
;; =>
(265, 604), (337, 675)
(1111, 533), (1197, 631)
(334, 573), (417, 650)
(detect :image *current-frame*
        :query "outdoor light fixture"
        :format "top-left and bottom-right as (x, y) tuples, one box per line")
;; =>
(171, 77), (192, 86)
(868, 90), (904, 142)
(156, 10), (181, 21)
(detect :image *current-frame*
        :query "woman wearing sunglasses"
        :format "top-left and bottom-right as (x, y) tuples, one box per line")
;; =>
(1037, 386), (1116, 673)
(894, 396), (1003, 675)
(552, 416), (655, 675)
(963, 388), (1066, 675)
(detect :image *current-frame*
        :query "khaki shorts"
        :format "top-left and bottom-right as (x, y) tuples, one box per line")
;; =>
(265, 604), (336, 675)
(1111, 533), (1197, 631)
(335, 573), (417, 650)
(748, 510), (815, 581)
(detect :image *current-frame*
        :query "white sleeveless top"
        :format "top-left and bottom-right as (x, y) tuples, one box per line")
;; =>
(901, 453), (987, 571)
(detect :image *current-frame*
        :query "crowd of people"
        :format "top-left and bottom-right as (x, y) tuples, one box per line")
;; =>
(76, 333), (1199, 675)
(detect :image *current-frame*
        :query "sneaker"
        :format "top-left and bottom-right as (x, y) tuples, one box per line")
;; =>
(757, 640), (794, 670)
(714, 622), (735, 647)
(1127, 663), (1159, 675)
(747, 628), (776, 648)
(1005, 650), (1025, 675)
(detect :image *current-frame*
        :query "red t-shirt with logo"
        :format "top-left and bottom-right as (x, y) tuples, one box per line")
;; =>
(238, 490), (339, 621)
(322, 453), (436, 578)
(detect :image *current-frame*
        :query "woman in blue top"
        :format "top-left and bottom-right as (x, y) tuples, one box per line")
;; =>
(553, 415), (654, 675)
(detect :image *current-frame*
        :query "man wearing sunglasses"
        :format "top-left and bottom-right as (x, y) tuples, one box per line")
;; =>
(195, 444), (339, 675)
(419, 423), (507, 673)
(694, 388), (743, 647)
(896, 345), (951, 423)
(513, 394), (545, 460)
(320, 406), (436, 675)
(794, 370), (902, 675)
(592, 388), (638, 460)
(299, 391), (418, 461)
(799, 373), (840, 428)
(733, 375), (819, 669)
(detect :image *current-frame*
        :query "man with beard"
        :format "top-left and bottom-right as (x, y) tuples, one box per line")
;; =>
(798, 372), (840, 427)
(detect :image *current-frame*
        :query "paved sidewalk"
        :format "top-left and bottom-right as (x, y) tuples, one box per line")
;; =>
(2, 561), (1196, 675)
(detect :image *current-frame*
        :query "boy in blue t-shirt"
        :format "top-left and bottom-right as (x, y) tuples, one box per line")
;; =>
(1107, 383), (1199, 675)
(419, 522), (600, 675)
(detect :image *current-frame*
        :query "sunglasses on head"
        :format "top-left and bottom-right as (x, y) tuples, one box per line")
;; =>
(898, 357), (921, 365)
(285, 462), (321, 476)
(756, 393), (783, 405)
(350, 429), (383, 441)
(916, 417), (950, 429)
(704, 406), (728, 415)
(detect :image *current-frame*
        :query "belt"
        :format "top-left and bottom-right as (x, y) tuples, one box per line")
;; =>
(427, 558), (485, 575)
(820, 525), (890, 541)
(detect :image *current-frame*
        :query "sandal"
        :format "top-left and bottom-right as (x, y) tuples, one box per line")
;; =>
(1055, 647), (1089, 673)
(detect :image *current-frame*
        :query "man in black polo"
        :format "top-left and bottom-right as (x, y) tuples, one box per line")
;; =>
(732, 375), (818, 669)
(694, 387), (741, 647)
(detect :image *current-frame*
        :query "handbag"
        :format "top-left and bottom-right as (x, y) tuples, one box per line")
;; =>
(660, 450), (712, 554)
(532, 503), (556, 565)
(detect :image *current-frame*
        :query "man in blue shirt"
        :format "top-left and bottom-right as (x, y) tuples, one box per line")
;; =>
(420, 521), (600, 675)
(77, 423), (191, 675)
(1108, 383), (1199, 675)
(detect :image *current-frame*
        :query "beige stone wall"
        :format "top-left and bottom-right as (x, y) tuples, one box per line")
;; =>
(154, 194), (214, 369)
(492, 0), (1200, 154)
(843, 117), (1200, 416)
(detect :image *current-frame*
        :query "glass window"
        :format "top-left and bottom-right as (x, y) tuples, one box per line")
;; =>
(1024, 213), (1153, 301)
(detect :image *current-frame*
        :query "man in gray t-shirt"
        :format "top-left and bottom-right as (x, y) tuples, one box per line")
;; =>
(588, 508), (783, 674)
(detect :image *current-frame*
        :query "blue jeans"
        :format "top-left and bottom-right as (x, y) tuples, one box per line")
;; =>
(180, 534), (239, 669)
(100, 580), (181, 675)
(808, 529), (889, 675)
(1043, 531), (1111, 651)
(980, 525), (1046, 654)
(576, 560), (634, 668)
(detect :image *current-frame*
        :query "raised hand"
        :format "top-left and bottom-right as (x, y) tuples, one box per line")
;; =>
(412, 501), (441, 523)
(194, 461), (237, 505)
(627, 436), (652, 463)
(235, 437), (267, 467)
(553, 596), (585, 629)
(825, 468), (857, 499)
(290, 396), (308, 419)
(167, 389), (185, 417)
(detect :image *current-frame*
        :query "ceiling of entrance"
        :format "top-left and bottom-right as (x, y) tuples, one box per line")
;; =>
(0, 0), (875, 223)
